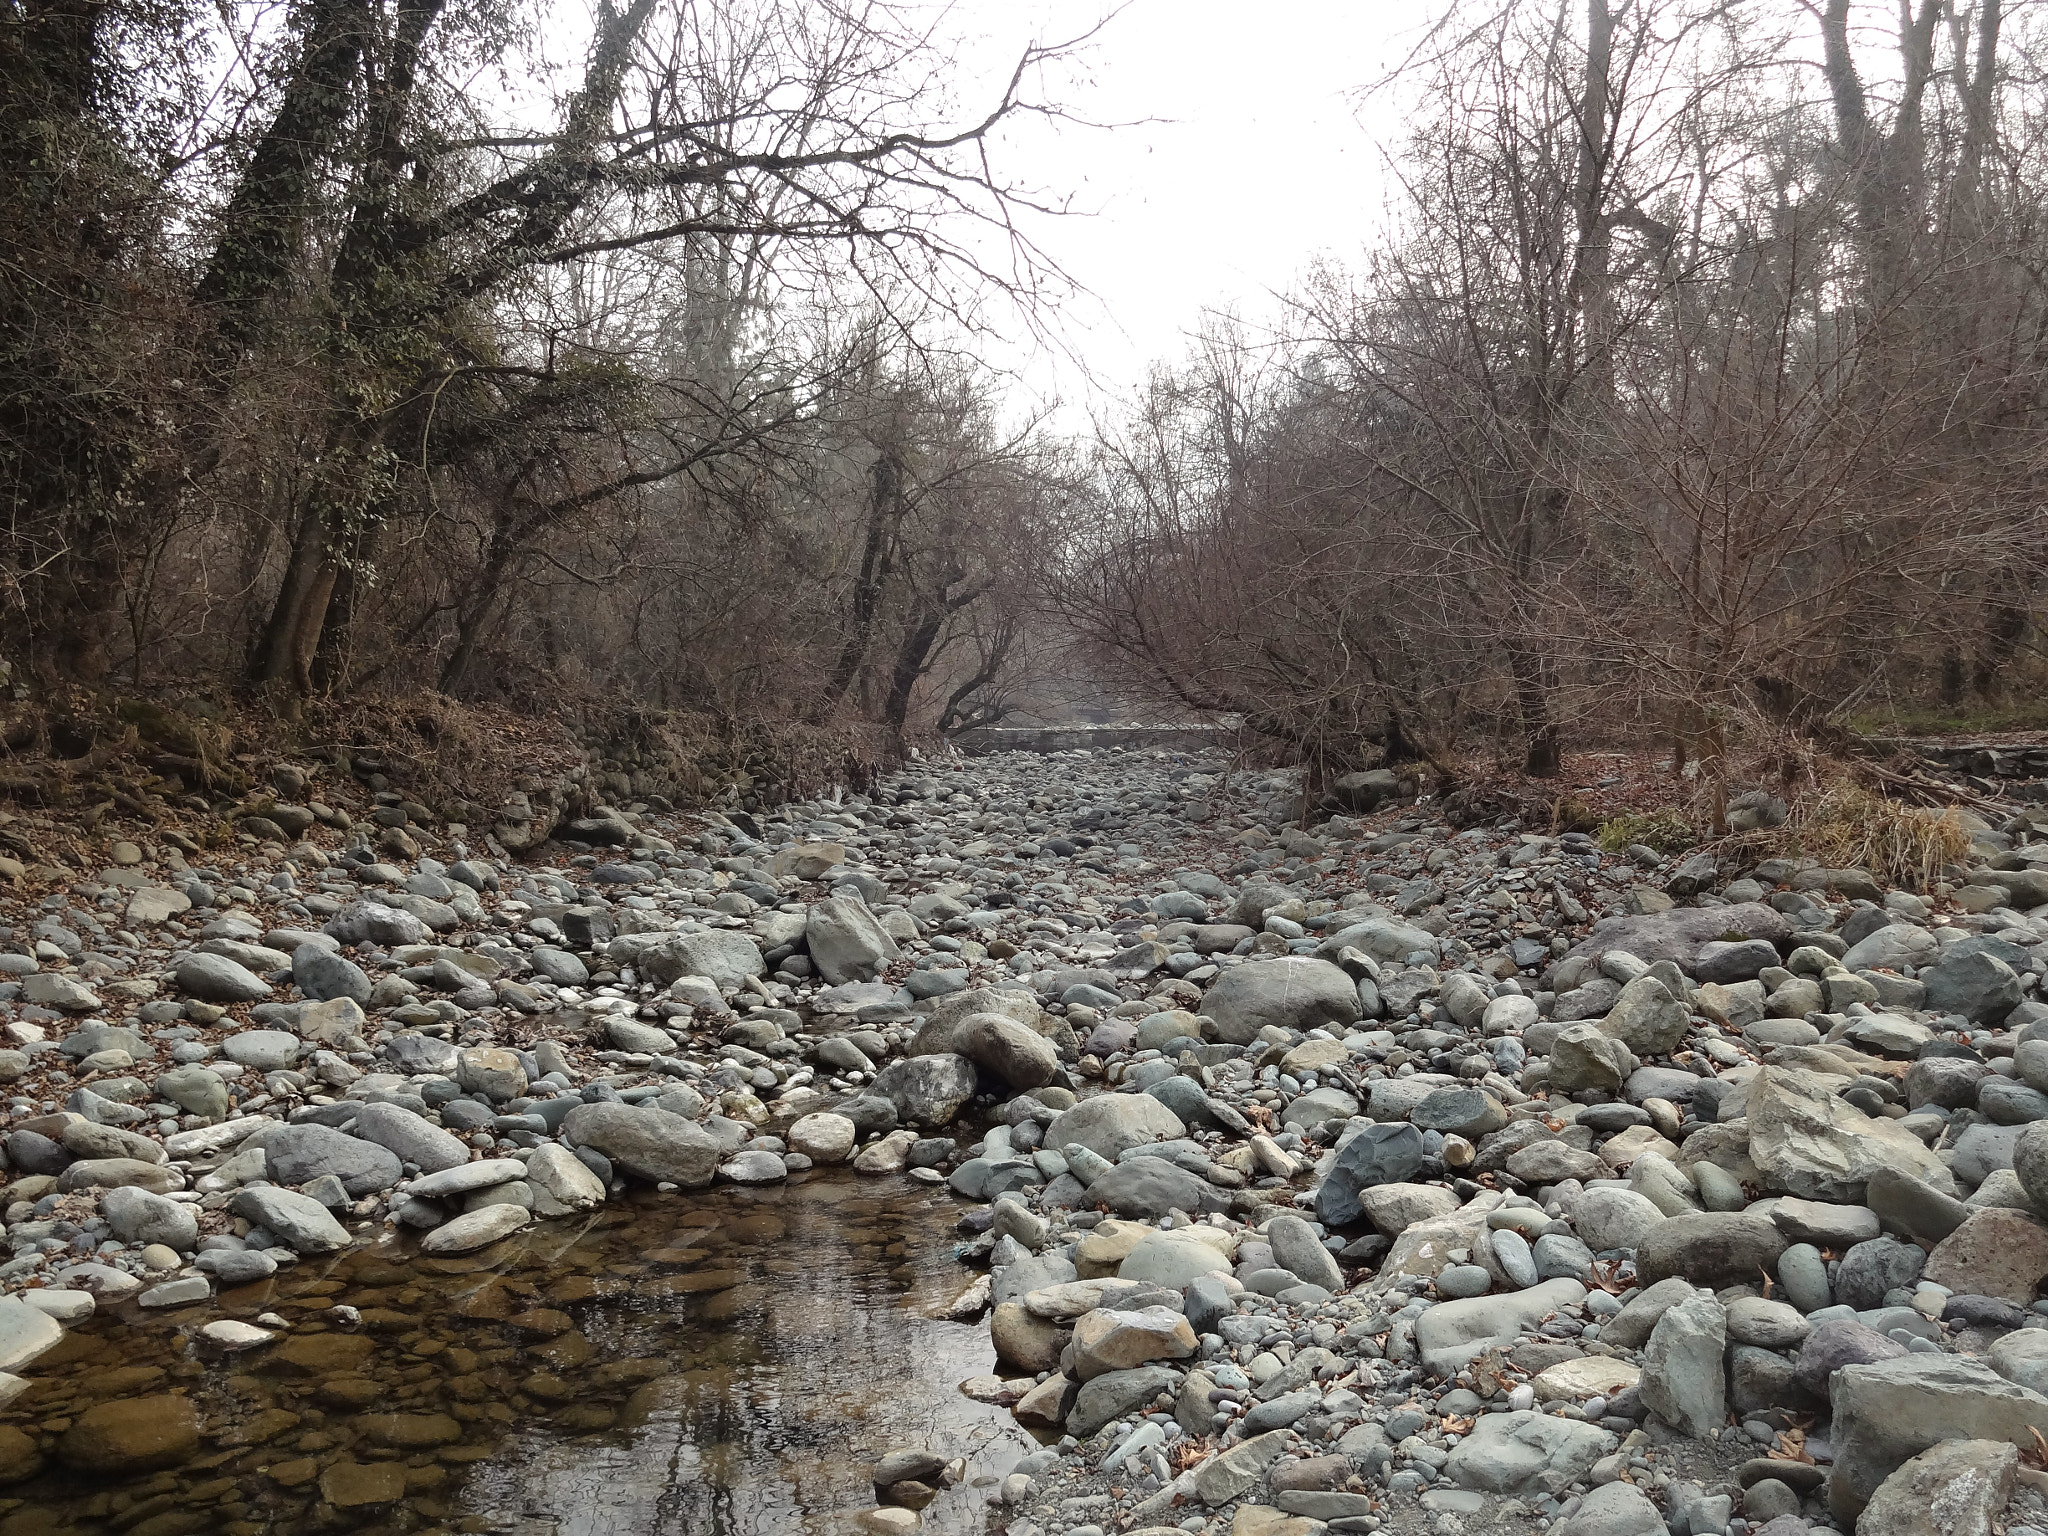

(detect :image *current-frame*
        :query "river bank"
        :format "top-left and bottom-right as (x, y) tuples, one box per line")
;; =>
(2, 745), (2048, 1536)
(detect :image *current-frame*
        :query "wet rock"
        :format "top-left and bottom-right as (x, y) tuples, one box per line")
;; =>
(320, 1460), (406, 1508)
(421, 1204), (529, 1254)
(57, 1396), (200, 1475)
(719, 1149), (786, 1184)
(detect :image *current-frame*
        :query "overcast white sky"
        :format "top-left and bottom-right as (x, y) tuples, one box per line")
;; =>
(957, 0), (1417, 417)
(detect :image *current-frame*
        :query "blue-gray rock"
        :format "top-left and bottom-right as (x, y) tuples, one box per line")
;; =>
(351, 1100), (468, 1174)
(1866, 1166), (1971, 1245)
(1636, 1212), (1786, 1290)
(1186, 1276), (1233, 1336)
(260, 1123), (403, 1196)
(1534, 1232), (1597, 1281)
(1493, 1228), (1539, 1288)
(869, 1052), (978, 1126)
(1202, 956), (1363, 1044)
(1837, 1237), (1925, 1311)
(529, 947), (588, 986)
(1089, 1157), (1220, 1220)
(1793, 1318), (1906, 1400)
(562, 1101), (719, 1187)
(322, 900), (432, 947)
(175, 952), (271, 1003)
(1438, 1264), (1491, 1298)
(1315, 1123), (1426, 1227)
(1693, 939), (1781, 984)
(1267, 1213), (1343, 1291)
(1955, 1122), (2026, 1188)
(1981, 1079), (2048, 1125)
(101, 1186), (198, 1249)
(1921, 951), (2023, 1025)
(229, 1186), (352, 1254)
(153, 1065), (229, 1120)
(1442, 1410), (1614, 1496)
(292, 943), (371, 1005)
(1777, 1243), (1832, 1313)
(1068, 1364), (1181, 1437)
(1828, 1354), (2048, 1519)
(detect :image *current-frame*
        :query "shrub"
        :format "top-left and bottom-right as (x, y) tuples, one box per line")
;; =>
(1596, 810), (1696, 855)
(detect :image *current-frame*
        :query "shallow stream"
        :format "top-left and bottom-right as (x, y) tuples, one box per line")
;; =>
(0, 1175), (1027, 1536)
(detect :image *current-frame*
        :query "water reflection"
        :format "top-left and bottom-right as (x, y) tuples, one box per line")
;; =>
(0, 1176), (1028, 1536)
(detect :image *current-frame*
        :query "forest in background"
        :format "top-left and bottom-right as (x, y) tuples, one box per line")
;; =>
(3, 0), (2047, 821)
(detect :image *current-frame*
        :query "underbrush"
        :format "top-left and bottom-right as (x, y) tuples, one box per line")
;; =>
(1596, 809), (1697, 854)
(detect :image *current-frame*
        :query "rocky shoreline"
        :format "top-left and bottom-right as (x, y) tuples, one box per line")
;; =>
(0, 748), (2043, 1536)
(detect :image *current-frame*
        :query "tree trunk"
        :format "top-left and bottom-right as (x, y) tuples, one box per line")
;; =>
(249, 507), (333, 690)
(1508, 642), (1562, 777)
(823, 447), (904, 708)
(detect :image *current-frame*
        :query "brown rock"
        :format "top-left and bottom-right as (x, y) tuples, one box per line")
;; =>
(319, 1460), (406, 1507)
(57, 1395), (200, 1475)
(1924, 1208), (2048, 1306)
(0, 1426), (40, 1485)
(1070, 1305), (1196, 1381)
(990, 1301), (1067, 1374)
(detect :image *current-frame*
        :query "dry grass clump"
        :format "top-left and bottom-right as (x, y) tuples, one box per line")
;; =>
(1788, 779), (1971, 891)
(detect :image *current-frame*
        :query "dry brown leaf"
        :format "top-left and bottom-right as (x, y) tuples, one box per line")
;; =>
(1769, 1429), (1816, 1466)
